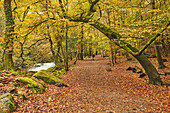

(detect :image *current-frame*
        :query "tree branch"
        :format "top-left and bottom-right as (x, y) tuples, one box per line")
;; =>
(87, 0), (100, 16)
(58, 0), (67, 18)
(135, 20), (170, 56)
(23, 19), (49, 37)
(27, 38), (48, 49)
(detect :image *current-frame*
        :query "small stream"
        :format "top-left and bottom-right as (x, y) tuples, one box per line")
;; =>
(28, 62), (55, 71)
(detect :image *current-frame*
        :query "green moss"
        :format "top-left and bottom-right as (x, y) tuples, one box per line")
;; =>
(9, 95), (16, 112)
(15, 77), (45, 93)
(38, 80), (45, 86)
(33, 70), (67, 86)
(0, 93), (16, 112)
(0, 108), (7, 113)
(16, 77), (38, 88)
(12, 82), (19, 87)
(55, 82), (68, 87)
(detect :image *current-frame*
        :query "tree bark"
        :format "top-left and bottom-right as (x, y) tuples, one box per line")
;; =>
(154, 43), (166, 69)
(3, 0), (14, 70)
(65, 22), (69, 71)
(107, 10), (114, 65)
(135, 54), (162, 85)
(80, 23), (84, 60)
(48, 31), (57, 65)
(74, 42), (80, 64)
(110, 40), (114, 65)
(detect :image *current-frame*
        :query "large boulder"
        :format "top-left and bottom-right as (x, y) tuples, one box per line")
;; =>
(0, 93), (16, 112)
(15, 77), (45, 93)
(33, 70), (67, 87)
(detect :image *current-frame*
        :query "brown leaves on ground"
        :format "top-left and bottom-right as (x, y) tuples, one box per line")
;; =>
(10, 55), (170, 112)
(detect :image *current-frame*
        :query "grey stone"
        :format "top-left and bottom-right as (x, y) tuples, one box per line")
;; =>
(0, 93), (16, 112)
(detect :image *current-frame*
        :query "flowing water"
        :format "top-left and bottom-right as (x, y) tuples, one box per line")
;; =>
(28, 62), (55, 71)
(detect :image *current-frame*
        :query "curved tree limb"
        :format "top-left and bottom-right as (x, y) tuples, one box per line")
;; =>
(135, 20), (170, 56)
(27, 38), (48, 49)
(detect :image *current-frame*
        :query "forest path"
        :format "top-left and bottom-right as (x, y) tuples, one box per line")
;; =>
(60, 55), (147, 112)
(14, 55), (169, 113)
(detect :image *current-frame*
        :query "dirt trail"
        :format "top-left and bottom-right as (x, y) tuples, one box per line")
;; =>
(14, 55), (169, 113)
(60, 55), (151, 112)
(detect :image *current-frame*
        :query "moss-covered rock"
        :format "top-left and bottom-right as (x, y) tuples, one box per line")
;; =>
(0, 93), (16, 112)
(16, 77), (38, 87)
(15, 77), (45, 93)
(0, 108), (7, 113)
(33, 70), (67, 87)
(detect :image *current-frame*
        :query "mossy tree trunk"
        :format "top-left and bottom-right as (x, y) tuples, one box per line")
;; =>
(135, 54), (163, 85)
(154, 42), (166, 69)
(3, 0), (14, 70)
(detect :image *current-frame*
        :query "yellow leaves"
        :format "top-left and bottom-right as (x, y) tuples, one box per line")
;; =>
(0, 0), (3, 6)
(148, 9), (161, 13)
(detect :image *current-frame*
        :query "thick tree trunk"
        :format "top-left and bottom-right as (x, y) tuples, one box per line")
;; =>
(135, 54), (163, 85)
(3, 0), (14, 70)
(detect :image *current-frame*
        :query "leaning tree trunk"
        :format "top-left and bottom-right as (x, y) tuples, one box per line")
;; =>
(135, 54), (163, 85)
(3, 0), (14, 70)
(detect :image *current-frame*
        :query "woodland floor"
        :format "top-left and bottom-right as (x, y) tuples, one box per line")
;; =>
(13, 55), (169, 113)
